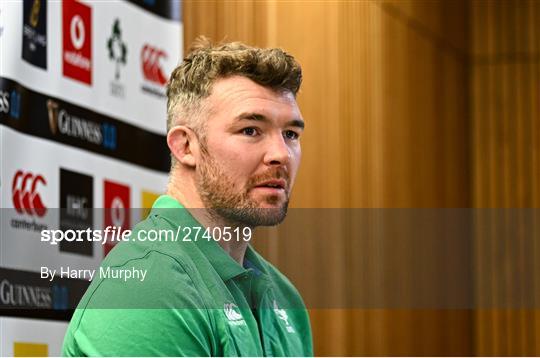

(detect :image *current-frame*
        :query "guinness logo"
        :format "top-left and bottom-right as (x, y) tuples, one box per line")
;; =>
(0, 279), (51, 308)
(47, 99), (58, 135)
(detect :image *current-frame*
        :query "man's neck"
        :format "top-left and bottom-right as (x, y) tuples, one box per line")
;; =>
(166, 178), (250, 265)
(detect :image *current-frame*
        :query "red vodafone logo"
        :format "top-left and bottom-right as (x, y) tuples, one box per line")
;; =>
(141, 44), (168, 86)
(62, 0), (92, 85)
(104, 180), (130, 256)
(12, 170), (47, 217)
(70, 15), (85, 50)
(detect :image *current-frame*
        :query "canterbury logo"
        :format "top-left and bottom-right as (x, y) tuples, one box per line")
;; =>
(223, 303), (244, 323)
(12, 170), (47, 217)
(141, 44), (167, 86)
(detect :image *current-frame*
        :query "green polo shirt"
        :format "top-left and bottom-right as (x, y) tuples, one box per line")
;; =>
(62, 195), (313, 356)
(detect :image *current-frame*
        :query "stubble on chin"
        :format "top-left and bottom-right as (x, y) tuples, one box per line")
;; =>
(195, 151), (290, 227)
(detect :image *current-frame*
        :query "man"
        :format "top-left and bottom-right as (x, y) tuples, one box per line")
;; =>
(62, 38), (313, 356)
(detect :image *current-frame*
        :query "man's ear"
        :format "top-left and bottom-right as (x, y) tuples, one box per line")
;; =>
(167, 125), (199, 168)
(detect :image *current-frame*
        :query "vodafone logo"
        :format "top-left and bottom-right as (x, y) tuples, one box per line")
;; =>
(141, 44), (168, 86)
(62, 0), (92, 84)
(110, 196), (125, 227)
(12, 170), (47, 217)
(70, 14), (85, 50)
(104, 180), (131, 256)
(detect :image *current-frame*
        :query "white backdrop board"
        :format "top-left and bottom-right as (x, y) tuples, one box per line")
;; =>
(0, 0), (181, 353)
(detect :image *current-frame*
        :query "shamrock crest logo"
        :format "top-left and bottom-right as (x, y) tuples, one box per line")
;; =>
(107, 19), (127, 80)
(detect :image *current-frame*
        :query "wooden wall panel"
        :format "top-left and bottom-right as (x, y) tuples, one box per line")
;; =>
(382, 0), (468, 54)
(181, 0), (540, 352)
(471, 0), (540, 355)
(339, 2), (471, 354)
(265, 3), (349, 355)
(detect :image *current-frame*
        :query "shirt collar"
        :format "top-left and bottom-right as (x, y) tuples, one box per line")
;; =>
(150, 195), (258, 282)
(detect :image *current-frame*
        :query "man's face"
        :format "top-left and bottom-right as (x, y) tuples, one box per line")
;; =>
(195, 76), (304, 227)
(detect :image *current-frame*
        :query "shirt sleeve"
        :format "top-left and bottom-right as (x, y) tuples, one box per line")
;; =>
(62, 251), (214, 357)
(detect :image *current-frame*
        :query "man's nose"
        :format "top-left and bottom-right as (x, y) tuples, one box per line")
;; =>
(263, 133), (291, 166)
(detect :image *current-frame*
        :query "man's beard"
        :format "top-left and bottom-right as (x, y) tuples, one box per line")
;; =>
(195, 149), (290, 227)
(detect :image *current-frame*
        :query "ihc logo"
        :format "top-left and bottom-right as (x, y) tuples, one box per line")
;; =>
(141, 44), (167, 86)
(12, 170), (47, 217)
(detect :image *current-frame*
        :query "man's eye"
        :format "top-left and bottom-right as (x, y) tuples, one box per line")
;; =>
(242, 127), (258, 136)
(284, 130), (299, 140)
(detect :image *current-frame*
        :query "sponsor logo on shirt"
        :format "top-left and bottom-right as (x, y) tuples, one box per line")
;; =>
(62, 0), (92, 85)
(273, 300), (295, 333)
(224, 303), (246, 326)
(22, 0), (47, 69)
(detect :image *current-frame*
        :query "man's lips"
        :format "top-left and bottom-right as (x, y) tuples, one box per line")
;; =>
(254, 179), (287, 190)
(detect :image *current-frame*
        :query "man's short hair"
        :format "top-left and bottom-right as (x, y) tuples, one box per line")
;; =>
(166, 37), (303, 138)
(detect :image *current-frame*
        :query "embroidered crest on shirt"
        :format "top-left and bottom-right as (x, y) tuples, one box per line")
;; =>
(224, 303), (246, 326)
(273, 300), (295, 333)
